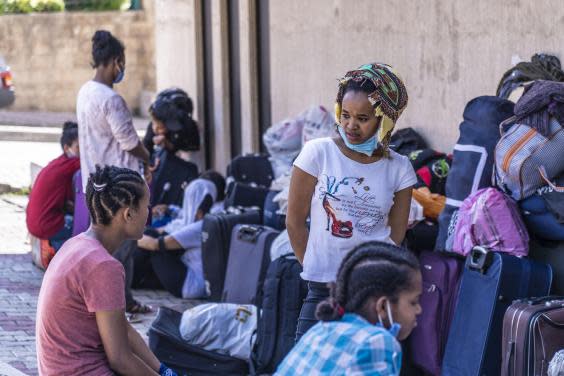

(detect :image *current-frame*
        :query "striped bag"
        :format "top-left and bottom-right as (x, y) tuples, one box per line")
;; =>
(494, 116), (564, 200)
(452, 188), (529, 257)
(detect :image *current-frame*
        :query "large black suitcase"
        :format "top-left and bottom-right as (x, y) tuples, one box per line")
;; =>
(442, 246), (552, 376)
(224, 183), (270, 212)
(226, 154), (274, 188)
(148, 307), (249, 375)
(201, 207), (262, 301)
(151, 149), (199, 206)
(222, 225), (279, 306)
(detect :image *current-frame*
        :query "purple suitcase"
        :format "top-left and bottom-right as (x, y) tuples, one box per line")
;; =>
(408, 251), (464, 375)
(72, 170), (90, 236)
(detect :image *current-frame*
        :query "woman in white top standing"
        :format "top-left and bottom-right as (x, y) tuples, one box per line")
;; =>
(76, 30), (152, 314)
(286, 63), (417, 341)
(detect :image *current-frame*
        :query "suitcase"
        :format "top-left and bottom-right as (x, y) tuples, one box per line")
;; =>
(222, 225), (279, 306)
(148, 306), (249, 375)
(529, 239), (564, 295)
(408, 251), (464, 375)
(442, 246), (552, 376)
(501, 297), (564, 376)
(201, 207), (262, 301)
(263, 190), (286, 231)
(72, 170), (90, 236)
(224, 182), (270, 212)
(226, 154), (274, 188)
(151, 148), (199, 206)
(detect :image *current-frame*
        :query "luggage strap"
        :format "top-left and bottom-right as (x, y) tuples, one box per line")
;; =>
(539, 166), (564, 193)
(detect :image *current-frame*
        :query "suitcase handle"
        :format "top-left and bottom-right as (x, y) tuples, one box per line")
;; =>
(238, 225), (263, 242)
(468, 246), (492, 274)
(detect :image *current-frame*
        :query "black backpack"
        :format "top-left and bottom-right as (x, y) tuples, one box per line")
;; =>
(251, 254), (308, 374)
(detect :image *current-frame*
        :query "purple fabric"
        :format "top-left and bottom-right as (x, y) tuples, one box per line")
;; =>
(72, 170), (90, 236)
(452, 188), (529, 257)
(515, 80), (564, 136)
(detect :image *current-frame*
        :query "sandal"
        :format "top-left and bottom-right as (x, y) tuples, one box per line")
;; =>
(126, 301), (154, 314)
(126, 313), (143, 324)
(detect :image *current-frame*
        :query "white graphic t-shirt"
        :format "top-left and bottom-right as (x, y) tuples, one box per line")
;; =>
(294, 137), (417, 282)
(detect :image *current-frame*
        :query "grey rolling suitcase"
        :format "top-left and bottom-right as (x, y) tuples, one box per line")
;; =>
(222, 225), (279, 307)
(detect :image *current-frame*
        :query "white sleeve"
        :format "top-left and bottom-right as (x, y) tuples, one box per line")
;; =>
(104, 95), (139, 152)
(293, 140), (321, 178)
(396, 155), (417, 192)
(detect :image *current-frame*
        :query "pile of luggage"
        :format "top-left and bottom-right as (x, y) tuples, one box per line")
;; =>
(148, 153), (307, 375)
(400, 82), (564, 375)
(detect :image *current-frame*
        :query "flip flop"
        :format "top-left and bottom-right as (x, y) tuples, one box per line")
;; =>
(126, 301), (154, 314)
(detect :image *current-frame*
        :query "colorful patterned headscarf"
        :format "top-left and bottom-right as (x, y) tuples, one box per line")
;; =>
(335, 63), (408, 156)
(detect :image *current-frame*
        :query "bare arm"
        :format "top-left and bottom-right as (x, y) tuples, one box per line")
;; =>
(286, 167), (317, 264)
(388, 186), (413, 245)
(128, 141), (151, 164)
(137, 234), (182, 251)
(126, 322), (161, 371)
(96, 310), (159, 375)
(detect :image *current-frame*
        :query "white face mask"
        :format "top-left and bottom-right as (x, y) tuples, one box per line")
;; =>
(377, 300), (402, 338)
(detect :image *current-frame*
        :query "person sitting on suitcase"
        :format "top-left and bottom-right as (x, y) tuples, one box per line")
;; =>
(276, 241), (422, 376)
(286, 63), (416, 341)
(26, 121), (80, 251)
(36, 165), (178, 376)
(135, 178), (218, 298)
(150, 169), (226, 228)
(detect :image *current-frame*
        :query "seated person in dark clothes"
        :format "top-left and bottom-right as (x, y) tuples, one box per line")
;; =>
(133, 178), (217, 298)
(26, 121), (80, 250)
(143, 87), (200, 159)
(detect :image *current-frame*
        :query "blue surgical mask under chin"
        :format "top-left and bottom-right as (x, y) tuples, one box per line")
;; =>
(377, 301), (402, 338)
(337, 126), (377, 157)
(113, 67), (125, 84)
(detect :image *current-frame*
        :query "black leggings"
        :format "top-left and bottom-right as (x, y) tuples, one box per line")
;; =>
(132, 247), (187, 298)
(295, 281), (330, 343)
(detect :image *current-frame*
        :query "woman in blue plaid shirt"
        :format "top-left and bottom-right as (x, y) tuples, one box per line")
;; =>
(276, 242), (422, 375)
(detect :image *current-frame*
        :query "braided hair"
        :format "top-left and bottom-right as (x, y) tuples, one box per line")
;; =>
(85, 165), (146, 226)
(316, 241), (419, 322)
(91, 30), (125, 68)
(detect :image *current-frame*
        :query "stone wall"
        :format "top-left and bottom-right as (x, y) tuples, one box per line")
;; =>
(268, 0), (564, 153)
(0, 4), (155, 113)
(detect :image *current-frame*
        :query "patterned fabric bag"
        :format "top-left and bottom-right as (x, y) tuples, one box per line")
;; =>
(452, 188), (529, 257)
(494, 116), (564, 200)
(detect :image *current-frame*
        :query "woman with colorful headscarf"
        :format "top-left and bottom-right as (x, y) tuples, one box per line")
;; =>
(286, 63), (417, 341)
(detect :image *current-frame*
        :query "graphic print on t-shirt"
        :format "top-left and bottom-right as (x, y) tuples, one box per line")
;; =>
(319, 174), (386, 238)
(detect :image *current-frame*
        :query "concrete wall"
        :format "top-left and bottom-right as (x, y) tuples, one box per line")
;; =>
(268, 0), (564, 153)
(0, 5), (155, 113)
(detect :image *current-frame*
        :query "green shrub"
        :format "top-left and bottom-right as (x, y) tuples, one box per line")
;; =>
(32, 0), (64, 12)
(1, 0), (64, 13)
(64, 0), (127, 11)
(2, 0), (34, 13)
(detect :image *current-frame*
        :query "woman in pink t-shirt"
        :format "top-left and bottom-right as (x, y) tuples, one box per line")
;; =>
(36, 165), (175, 376)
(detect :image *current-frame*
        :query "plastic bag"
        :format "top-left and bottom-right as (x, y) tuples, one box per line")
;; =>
(270, 230), (293, 261)
(301, 105), (336, 145)
(179, 303), (257, 360)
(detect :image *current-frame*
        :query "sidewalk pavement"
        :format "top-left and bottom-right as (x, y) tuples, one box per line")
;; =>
(0, 195), (195, 375)
(0, 111), (148, 143)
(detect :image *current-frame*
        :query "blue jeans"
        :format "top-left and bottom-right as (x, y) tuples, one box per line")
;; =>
(295, 281), (330, 343)
(48, 215), (73, 251)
